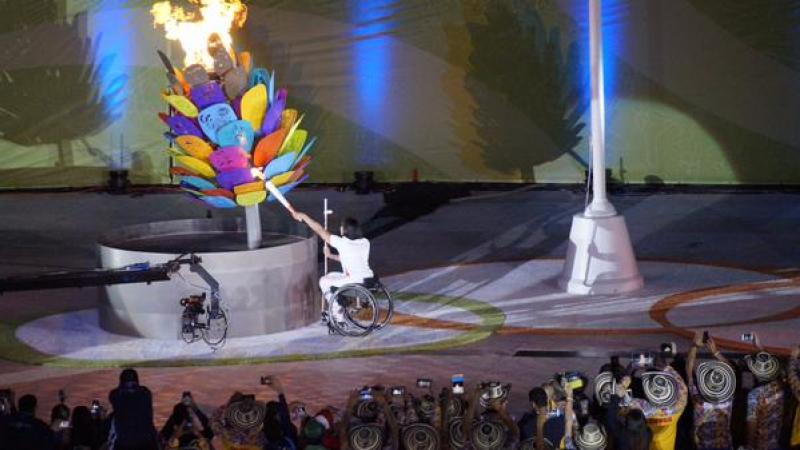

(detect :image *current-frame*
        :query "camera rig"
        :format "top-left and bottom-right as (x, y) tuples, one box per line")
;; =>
(0, 254), (227, 349)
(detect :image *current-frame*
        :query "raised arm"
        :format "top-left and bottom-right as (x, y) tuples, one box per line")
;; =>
(789, 345), (800, 401)
(706, 335), (730, 366)
(563, 384), (575, 444)
(294, 212), (332, 243)
(339, 391), (359, 450)
(375, 392), (399, 450)
(463, 385), (481, 447)
(686, 331), (702, 389)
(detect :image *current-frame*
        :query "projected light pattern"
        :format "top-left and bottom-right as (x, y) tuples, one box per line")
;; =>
(91, 0), (131, 121)
(350, 0), (394, 166)
(570, 0), (628, 160)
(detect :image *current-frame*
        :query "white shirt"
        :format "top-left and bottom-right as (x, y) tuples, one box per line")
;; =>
(329, 235), (374, 280)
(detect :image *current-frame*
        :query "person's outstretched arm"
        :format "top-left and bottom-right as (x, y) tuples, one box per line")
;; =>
(789, 345), (800, 402)
(687, 331), (702, 391)
(294, 212), (331, 243)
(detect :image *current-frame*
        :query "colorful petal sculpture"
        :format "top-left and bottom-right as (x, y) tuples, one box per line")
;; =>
(241, 84), (267, 132)
(176, 135), (213, 160)
(159, 57), (315, 208)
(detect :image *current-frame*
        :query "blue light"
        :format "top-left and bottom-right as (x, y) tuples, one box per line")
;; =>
(350, 0), (394, 165)
(91, 0), (131, 122)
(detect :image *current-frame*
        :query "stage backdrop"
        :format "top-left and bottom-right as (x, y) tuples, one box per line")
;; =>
(1, 0), (799, 187)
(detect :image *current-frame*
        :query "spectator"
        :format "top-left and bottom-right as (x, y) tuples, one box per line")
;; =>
(686, 332), (735, 450)
(50, 402), (72, 450)
(563, 383), (607, 450)
(517, 387), (564, 449)
(0, 393), (56, 450)
(211, 392), (266, 450)
(262, 376), (297, 450)
(629, 350), (688, 450)
(744, 333), (784, 450)
(340, 389), (399, 450)
(299, 408), (339, 450)
(789, 345), (800, 449)
(159, 394), (213, 450)
(69, 405), (105, 450)
(605, 377), (651, 450)
(108, 368), (158, 450)
(464, 383), (518, 450)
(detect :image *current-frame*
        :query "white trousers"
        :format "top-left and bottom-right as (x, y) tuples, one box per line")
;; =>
(319, 272), (362, 298)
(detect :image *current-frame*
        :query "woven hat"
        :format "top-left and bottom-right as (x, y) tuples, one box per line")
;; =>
(471, 419), (507, 450)
(355, 400), (379, 422)
(446, 396), (467, 418)
(518, 438), (555, 450)
(402, 423), (440, 450)
(696, 360), (736, 403)
(348, 424), (383, 450)
(479, 382), (510, 408)
(448, 418), (466, 449)
(593, 372), (614, 406)
(575, 422), (607, 450)
(642, 371), (680, 408)
(224, 397), (266, 432)
(745, 351), (780, 382)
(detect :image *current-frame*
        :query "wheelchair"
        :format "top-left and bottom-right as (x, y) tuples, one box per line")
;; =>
(325, 277), (394, 337)
(179, 292), (229, 349)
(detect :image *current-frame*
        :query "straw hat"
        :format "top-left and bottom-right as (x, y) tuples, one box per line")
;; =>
(575, 422), (607, 450)
(402, 423), (440, 450)
(471, 419), (507, 450)
(745, 351), (780, 382)
(224, 397), (266, 432)
(593, 372), (614, 406)
(348, 424), (383, 450)
(642, 371), (680, 408)
(696, 360), (736, 403)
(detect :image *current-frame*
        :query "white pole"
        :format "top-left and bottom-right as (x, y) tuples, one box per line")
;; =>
(323, 198), (333, 275)
(558, 0), (642, 295)
(244, 205), (262, 250)
(586, 0), (616, 218)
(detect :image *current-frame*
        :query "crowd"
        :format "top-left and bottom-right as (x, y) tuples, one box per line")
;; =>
(0, 332), (799, 450)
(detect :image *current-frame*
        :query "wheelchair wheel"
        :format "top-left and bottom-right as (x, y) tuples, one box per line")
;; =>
(370, 284), (394, 330)
(181, 314), (199, 344)
(330, 284), (378, 337)
(202, 307), (228, 348)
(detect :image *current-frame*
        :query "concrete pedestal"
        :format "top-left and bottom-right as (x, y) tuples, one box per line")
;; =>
(559, 213), (643, 295)
(97, 218), (319, 339)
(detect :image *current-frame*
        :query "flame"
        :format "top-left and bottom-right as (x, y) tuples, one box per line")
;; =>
(151, 0), (247, 70)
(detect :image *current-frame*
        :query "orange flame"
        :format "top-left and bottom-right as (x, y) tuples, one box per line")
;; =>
(151, 0), (247, 70)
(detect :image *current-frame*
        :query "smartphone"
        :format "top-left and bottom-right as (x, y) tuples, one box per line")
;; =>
(741, 332), (754, 343)
(59, 420), (70, 429)
(451, 374), (465, 395)
(90, 400), (101, 417)
(416, 379), (432, 389)
(260, 376), (272, 386)
(390, 386), (405, 397)
(359, 387), (373, 401)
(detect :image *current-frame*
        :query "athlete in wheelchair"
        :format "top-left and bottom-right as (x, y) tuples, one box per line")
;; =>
(292, 211), (393, 336)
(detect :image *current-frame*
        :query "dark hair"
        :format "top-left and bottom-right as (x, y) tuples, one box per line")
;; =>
(70, 406), (96, 447)
(340, 217), (363, 239)
(528, 387), (548, 408)
(119, 368), (139, 385)
(18, 394), (36, 414)
(51, 403), (70, 421)
(623, 409), (651, 450)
